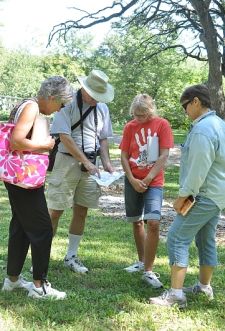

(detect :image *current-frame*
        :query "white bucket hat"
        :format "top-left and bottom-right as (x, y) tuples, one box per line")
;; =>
(78, 69), (114, 103)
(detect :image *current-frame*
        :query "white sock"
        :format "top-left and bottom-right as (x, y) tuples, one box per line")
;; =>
(198, 281), (211, 289)
(66, 234), (82, 259)
(171, 288), (184, 298)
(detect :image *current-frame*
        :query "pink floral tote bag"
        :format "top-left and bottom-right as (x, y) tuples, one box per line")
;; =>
(0, 123), (49, 189)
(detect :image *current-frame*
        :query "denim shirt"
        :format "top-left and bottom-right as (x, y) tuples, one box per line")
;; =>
(179, 110), (225, 210)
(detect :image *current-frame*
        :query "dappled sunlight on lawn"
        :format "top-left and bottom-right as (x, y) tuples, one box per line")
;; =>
(1, 181), (225, 330)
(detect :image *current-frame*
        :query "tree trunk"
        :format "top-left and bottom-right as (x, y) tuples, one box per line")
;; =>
(190, 0), (225, 118)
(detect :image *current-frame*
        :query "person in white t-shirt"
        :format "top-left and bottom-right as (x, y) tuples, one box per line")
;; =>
(47, 69), (114, 273)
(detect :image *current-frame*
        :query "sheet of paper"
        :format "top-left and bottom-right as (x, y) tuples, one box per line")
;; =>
(90, 171), (124, 187)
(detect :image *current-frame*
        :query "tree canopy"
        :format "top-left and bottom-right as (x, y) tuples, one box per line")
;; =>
(0, 31), (207, 128)
(85, 23), (207, 127)
(48, 0), (225, 118)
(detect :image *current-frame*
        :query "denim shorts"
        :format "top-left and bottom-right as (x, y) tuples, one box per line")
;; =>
(124, 176), (163, 222)
(167, 195), (220, 267)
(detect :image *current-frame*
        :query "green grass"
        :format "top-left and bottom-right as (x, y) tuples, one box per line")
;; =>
(1, 180), (225, 330)
(109, 142), (121, 160)
(164, 165), (180, 199)
(172, 129), (187, 144)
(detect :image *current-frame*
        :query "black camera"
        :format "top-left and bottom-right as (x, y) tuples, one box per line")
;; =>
(80, 151), (98, 172)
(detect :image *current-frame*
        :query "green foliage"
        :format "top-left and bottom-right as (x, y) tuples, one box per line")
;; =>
(86, 25), (208, 129)
(41, 53), (81, 83)
(44, 31), (96, 83)
(0, 49), (44, 97)
(0, 110), (9, 121)
(156, 59), (208, 129)
(0, 26), (208, 130)
(172, 129), (187, 144)
(55, 31), (95, 60)
(0, 33), (95, 102)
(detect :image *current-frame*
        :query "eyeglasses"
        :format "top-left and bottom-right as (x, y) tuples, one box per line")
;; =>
(134, 113), (148, 118)
(181, 100), (192, 111)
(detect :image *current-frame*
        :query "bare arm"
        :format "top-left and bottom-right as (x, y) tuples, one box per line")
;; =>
(10, 103), (55, 152)
(142, 148), (170, 186)
(59, 133), (100, 176)
(121, 150), (146, 193)
(99, 138), (114, 173)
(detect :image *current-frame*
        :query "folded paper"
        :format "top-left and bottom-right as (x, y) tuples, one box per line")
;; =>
(90, 171), (124, 187)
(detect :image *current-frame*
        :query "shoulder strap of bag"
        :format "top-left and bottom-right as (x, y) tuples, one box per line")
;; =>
(54, 91), (95, 144)
(71, 106), (94, 131)
(8, 98), (37, 123)
(76, 89), (97, 152)
(71, 89), (95, 131)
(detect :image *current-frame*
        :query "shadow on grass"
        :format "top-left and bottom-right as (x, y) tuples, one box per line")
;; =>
(1, 182), (225, 330)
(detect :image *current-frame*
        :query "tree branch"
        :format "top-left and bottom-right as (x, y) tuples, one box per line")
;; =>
(48, 0), (139, 46)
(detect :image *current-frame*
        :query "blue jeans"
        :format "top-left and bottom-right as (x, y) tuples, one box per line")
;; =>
(124, 177), (163, 222)
(167, 195), (220, 267)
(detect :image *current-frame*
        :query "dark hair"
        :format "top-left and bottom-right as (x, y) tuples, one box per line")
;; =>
(180, 84), (211, 108)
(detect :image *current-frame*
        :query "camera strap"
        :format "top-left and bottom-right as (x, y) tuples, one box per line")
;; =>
(76, 89), (98, 153)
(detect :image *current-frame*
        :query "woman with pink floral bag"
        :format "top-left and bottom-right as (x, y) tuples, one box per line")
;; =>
(1, 76), (73, 299)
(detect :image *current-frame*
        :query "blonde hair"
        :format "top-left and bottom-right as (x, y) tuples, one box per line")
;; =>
(129, 94), (156, 116)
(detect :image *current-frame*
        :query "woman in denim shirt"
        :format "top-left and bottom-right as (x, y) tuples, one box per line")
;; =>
(149, 84), (225, 308)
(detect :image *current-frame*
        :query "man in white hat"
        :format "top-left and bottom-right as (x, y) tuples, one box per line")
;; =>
(47, 69), (114, 273)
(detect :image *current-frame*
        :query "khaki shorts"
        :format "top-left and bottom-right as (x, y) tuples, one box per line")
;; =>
(47, 152), (101, 210)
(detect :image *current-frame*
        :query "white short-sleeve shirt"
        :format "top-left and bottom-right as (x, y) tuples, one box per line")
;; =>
(50, 91), (113, 153)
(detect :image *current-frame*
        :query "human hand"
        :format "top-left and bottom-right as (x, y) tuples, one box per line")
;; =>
(36, 136), (55, 153)
(142, 175), (153, 187)
(173, 196), (188, 213)
(83, 161), (100, 178)
(130, 178), (148, 193)
(103, 162), (115, 174)
(44, 136), (55, 150)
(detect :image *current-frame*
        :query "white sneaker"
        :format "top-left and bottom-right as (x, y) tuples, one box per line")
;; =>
(183, 283), (214, 300)
(149, 289), (187, 309)
(142, 271), (163, 288)
(28, 281), (66, 300)
(124, 261), (144, 273)
(64, 255), (88, 273)
(2, 276), (32, 291)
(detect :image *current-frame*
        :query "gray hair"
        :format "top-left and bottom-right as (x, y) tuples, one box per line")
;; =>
(37, 76), (74, 104)
(129, 93), (156, 116)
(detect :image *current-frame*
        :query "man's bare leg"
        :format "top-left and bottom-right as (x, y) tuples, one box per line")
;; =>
(69, 204), (88, 235)
(64, 204), (89, 273)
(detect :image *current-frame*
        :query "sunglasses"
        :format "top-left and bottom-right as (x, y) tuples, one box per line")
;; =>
(182, 100), (192, 111)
